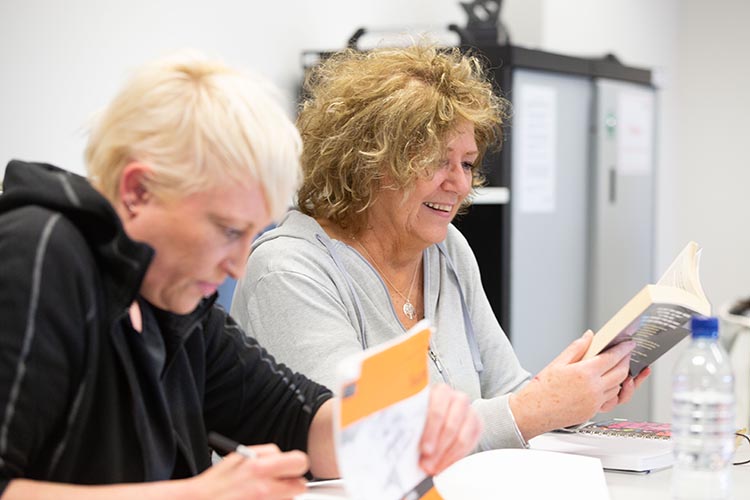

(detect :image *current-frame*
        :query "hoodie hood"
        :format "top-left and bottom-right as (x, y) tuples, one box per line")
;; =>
(0, 159), (154, 322)
(251, 209), (325, 252)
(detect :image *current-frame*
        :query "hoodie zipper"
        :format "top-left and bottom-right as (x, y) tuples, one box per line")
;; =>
(428, 348), (447, 383)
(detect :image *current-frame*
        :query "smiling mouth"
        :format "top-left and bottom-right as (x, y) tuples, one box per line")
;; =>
(424, 202), (453, 213)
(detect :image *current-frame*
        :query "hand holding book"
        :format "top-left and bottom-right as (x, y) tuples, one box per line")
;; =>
(335, 320), (480, 500)
(583, 241), (710, 376)
(418, 384), (483, 476)
(510, 330), (638, 440)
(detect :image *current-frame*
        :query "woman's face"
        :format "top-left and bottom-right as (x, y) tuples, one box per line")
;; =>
(367, 121), (477, 252)
(126, 177), (270, 314)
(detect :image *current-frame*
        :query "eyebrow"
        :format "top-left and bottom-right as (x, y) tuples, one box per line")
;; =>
(446, 147), (479, 156)
(210, 214), (256, 232)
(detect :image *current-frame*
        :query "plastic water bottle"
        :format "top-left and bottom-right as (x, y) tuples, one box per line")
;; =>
(672, 316), (735, 500)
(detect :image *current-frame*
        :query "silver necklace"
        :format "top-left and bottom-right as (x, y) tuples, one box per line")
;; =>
(355, 240), (421, 320)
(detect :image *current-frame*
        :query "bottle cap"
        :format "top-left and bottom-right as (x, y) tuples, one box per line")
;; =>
(690, 315), (719, 339)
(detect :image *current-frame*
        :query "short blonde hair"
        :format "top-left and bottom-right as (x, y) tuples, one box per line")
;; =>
(297, 45), (509, 232)
(86, 51), (301, 221)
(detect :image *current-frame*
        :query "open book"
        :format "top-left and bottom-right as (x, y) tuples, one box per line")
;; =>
(334, 319), (443, 500)
(583, 241), (711, 376)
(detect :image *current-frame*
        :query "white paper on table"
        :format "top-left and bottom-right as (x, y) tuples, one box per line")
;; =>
(434, 448), (610, 500)
(296, 479), (348, 500)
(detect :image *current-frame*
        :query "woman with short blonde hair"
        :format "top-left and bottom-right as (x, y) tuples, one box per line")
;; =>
(0, 50), (479, 498)
(87, 51), (301, 219)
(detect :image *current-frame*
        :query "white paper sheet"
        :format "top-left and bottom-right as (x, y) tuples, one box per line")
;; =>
(434, 448), (610, 499)
(516, 84), (557, 214)
(617, 90), (654, 175)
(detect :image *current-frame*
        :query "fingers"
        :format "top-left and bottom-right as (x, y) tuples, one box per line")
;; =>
(586, 340), (634, 376)
(419, 384), (451, 459)
(432, 411), (482, 475)
(550, 330), (594, 366)
(601, 350), (631, 388)
(243, 449), (310, 480)
(243, 443), (281, 459)
(202, 446), (309, 499)
(615, 377), (636, 405)
(608, 366), (650, 409)
(239, 475), (307, 499)
(633, 366), (651, 389)
(419, 384), (481, 476)
(599, 394), (620, 413)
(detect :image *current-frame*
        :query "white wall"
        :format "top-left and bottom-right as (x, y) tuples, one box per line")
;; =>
(660, 0), (750, 421)
(2, 0), (748, 422)
(528, 0), (750, 422)
(533, 0), (682, 422)
(0, 0), (466, 177)
(673, 0), (750, 311)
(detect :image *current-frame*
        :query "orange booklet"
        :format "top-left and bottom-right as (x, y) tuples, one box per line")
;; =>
(335, 319), (443, 500)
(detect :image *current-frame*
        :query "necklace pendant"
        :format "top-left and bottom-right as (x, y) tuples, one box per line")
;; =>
(403, 301), (416, 320)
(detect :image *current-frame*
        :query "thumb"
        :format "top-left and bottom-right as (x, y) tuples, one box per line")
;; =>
(550, 330), (594, 366)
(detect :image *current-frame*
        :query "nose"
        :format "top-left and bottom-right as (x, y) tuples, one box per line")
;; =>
(221, 254), (243, 280)
(443, 160), (472, 196)
(222, 235), (254, 280)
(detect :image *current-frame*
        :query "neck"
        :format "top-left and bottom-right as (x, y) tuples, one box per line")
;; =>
(318, 217), (425, 324)
(318, 217), (422, 269)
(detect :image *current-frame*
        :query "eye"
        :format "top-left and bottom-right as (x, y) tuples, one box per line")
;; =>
(461, 161), (475, 171)
(221, 225), (244, 242)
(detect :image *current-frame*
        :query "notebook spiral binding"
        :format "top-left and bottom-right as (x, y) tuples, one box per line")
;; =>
(578, 420), (672, 440)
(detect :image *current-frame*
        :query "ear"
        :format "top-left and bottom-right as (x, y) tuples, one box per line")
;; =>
(118, 162), (152, 218)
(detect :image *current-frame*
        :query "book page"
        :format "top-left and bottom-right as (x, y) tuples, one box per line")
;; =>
(335, 320), (441, 500)
(656, 241), (705, 300)
(584, 241), (709, 370)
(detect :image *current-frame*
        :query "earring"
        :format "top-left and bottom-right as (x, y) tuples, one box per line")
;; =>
(124, 200), (136, 215)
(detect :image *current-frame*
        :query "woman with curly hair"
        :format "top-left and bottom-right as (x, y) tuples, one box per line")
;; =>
(232, 44), (648, 451)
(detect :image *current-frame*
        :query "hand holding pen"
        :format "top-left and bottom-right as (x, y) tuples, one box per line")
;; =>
(184, 432), (309, 500)
(208, 432), (259, 460)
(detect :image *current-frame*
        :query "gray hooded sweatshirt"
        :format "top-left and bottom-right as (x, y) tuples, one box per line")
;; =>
(231, 210), (531, 450)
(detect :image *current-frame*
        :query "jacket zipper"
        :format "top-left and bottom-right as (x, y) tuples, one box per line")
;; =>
(428, 348), (447, 382)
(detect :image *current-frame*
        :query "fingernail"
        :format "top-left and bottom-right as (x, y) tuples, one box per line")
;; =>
(423, 440), (435, 454)
(421, 458), (435, 474)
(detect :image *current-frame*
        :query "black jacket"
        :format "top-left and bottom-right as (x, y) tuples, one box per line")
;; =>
(0, 160), (332, 492)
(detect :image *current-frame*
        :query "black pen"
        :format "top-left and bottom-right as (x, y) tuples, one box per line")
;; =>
(208, 431), (257, 460)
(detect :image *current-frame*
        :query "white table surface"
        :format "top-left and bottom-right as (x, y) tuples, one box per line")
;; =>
(605, 463), (750, 500)
(298, 463), (750, 499)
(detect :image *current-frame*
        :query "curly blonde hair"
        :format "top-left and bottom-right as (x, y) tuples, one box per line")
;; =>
(297, 44), (509, 232)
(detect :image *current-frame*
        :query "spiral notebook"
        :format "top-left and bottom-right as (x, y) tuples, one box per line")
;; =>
(576, 419), (671, 440)
(529, 419), (673, 473)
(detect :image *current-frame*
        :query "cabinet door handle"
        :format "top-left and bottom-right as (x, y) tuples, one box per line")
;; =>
(609, 167), (617, 203)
